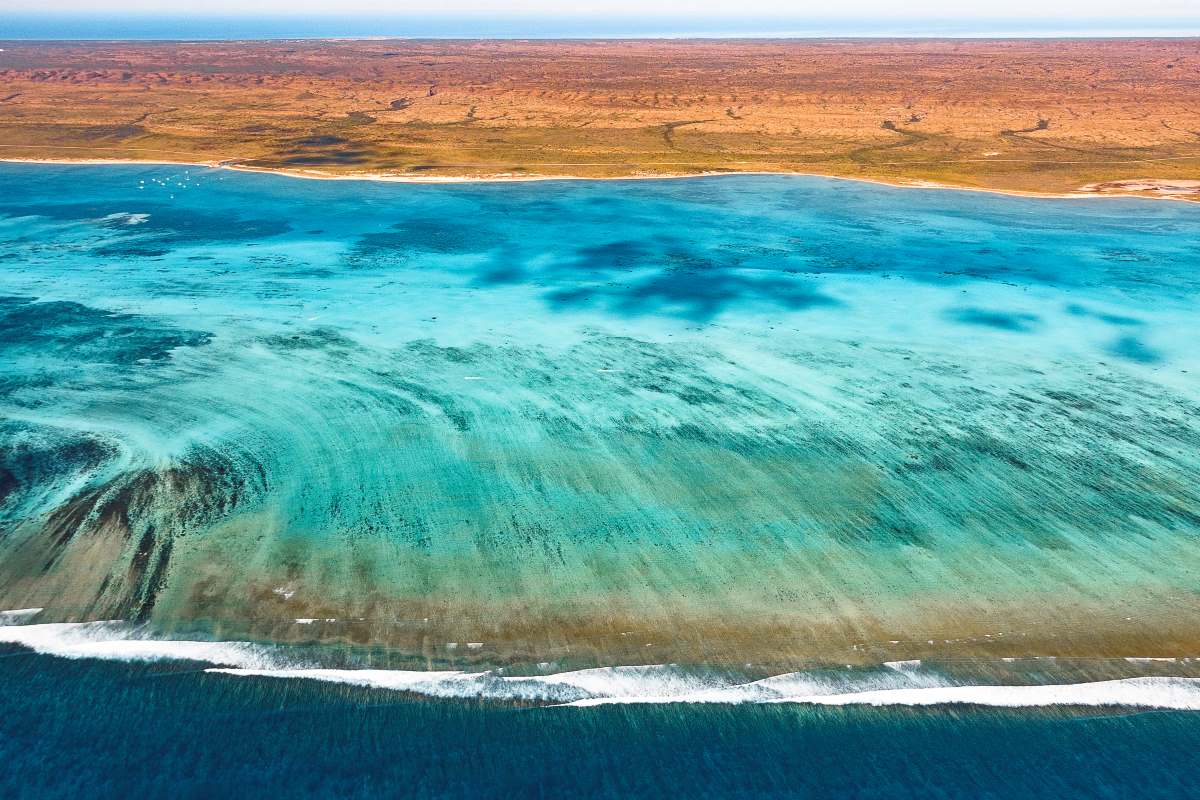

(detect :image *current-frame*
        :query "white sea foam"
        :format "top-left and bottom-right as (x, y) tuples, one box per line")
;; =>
(205, 664), (722, 703)
(4, 621), (1200, 710)
(755, 678), (1200, 710)
(0, 622), (277, 669)
(553, 673), (1200, 709)
(97, 212), (149, 226)
(0, 608), (44, 623)
(208, 664), (1200, 710)
(210, 668), (489, 697)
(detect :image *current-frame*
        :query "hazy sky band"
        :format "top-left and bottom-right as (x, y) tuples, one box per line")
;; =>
(2, 13), (1199, 39)
(2, 0), (1199, 15)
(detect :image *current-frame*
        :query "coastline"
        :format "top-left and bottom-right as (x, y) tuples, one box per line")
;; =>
(3, 155), (1198, 203)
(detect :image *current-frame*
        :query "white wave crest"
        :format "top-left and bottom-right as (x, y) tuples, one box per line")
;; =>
(748, 678), (1200, 710)
(208, 664), (727, 704)
(209, 666), (1200, 711)
(0, 622), (278, 669)
(4, 621), (1200, 710)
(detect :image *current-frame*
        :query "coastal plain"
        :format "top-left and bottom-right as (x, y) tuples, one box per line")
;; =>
(1, 39), (1200, 195)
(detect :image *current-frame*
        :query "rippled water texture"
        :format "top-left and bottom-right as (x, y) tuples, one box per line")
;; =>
(1, 164), (1198, 669)
(3, 650), (1200, 800)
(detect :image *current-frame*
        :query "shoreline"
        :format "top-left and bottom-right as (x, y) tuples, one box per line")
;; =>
(3, 155), (1198, 203)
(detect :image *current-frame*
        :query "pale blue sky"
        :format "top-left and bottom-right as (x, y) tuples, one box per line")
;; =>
(3, 0), (1197, 17)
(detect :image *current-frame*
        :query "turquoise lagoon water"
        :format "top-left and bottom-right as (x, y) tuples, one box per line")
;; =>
(2, 164), (1200, 769)
(2, 163), (1200, 795)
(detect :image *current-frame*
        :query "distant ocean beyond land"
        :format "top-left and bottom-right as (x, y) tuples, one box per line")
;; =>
(4, 13), (1200, 39)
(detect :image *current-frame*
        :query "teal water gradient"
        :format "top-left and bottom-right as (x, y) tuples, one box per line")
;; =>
(0, 164), (1198, 668)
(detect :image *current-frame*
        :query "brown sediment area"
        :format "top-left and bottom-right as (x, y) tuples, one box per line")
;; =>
(27, 601), (1200, 673)
(13, 566), (1200, 671)
(1, 39), (1199, 198)
(214, 600), (1200, 672)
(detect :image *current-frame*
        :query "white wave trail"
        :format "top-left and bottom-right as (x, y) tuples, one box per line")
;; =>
(208, 664), (725, 704)
(563, 677), (1200, 709)
(782, 678), (1200, 709)
(0, 622), (278, 669)
(5, 620), (1200, 710)
(210, 667), (1200, 710)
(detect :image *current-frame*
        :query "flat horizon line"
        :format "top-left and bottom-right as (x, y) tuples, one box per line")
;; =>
(4, 33), (1200, 42)
(2, 13), (1199, 41)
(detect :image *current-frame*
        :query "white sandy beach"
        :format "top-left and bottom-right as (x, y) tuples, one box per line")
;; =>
(2, 155), (1199, 202)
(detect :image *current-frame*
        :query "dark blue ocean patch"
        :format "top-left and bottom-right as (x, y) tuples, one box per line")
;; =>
(0, 201), (293, 256)
(1065, 303), (1144, 327)
(946, 307), (1041, 332)
(548, 270), (839, 321)
(565, 240), (656, 273)
(1098, 312), (1145, 327)
(0, 296), (212, 368)
(355, 218), (497, 256)
(1107, 335), (1162, 365)
(92, 243), (174, 258)
(471, 233), (843, 319)
(477, 263), (526, 284)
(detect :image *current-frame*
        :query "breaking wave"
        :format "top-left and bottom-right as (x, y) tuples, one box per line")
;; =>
(0, 619), (277, 670)
(3, 616), (1200, 709)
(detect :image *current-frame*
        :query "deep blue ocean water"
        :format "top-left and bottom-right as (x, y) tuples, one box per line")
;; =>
(2, 649), (1200, 800)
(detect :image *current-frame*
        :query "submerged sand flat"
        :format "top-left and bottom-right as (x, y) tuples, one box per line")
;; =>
(0, 164), (1198, 671)
(0, 39), (1198, 196)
